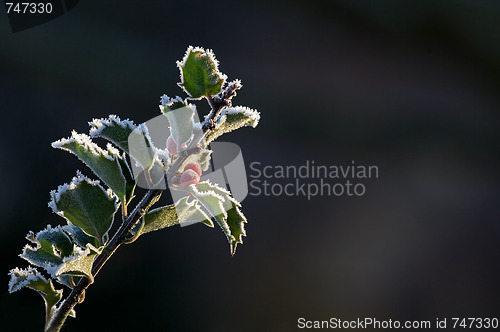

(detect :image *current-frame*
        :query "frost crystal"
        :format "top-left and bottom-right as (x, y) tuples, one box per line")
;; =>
(176, 45), (227, 99)
(160, 94), (184, 107)
(52, 131), (121, 161)
(48, 170), (100, 214)
(224, 106), (261, 127)
(8, 267), (47, 293)
(177, 46), (219, 70)
(89, 114), (137, 138)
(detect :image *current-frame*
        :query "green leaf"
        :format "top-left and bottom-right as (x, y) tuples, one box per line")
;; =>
(205, 106), (260, 143)
(190, 183), (228, 218)
(49, 172), (119, 245)
(177, 46), (227, 99)
(135, 204), (177, 236)
(160, 104), (195, 148)
(188, 181), (247, 254)
(8, 267), (63, 320)
(19, 225), (101, 283)
(52, 131), (129, 203)
(174, 196), (213, 227)
(20, 225), (74, 268)
(160, 95), (188, 111)
(62, 224), (100, 249)
(52, 244), (99, 280)
(89, 114), (137, 153)
(225, 202), (247, 255)
(131, 196), (213, 237)
(128, 125), (156, 171)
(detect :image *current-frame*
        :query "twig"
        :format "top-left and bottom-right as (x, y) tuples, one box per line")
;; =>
(202, 80), (241, 131)
(45, 81), (241, 332)
(44, 189), (162, 332)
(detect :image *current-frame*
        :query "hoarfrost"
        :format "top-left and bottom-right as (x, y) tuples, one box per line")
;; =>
(52, 131), (121, 161)
(176, 46), (227, 98)
(89, 114), (137, 138)
(160, 95), (183, 107)
(48, 170), (100, 214)
(8, 267), (47, 293)
(224, 106), (261, 127)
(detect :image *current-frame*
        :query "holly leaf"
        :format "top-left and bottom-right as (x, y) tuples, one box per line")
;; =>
(160, 104), (195, 149)
(131, 196), (213, 237)
(205, 106), (260, 143)
(52, 244), (99, 280)
(174, 196), (213, 227)
(128, 124), (156, 171)
(225, 202), (247, 255)
(49, 172), (119, 245)
(177, 46), (227, 99)
(19, 224), (101, 283)
(188, 181), (247, 254)
(52, 131), (129, 203)
(62, 223), (100, 249)
(134, 204), (177, 236)
(88, 114), (137, 153)
(8, 267), (63, 320)
(20, 225), (74, 268)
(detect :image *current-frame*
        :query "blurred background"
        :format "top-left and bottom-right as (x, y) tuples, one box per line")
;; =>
(1, 0), (499, 331)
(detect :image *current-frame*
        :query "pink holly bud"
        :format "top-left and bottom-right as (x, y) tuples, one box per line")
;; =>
(167, 136), (178, 155)
(180, 169), (200, 186)
(184, 162), (202, 177)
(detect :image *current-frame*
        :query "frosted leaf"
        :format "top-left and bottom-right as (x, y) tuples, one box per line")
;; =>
(188, 181), (247, 255)
(225, 106), (261, 127)
(52, 131), (120, 161)
(20, 225), (74, 268)
(8, 267), (48, 293)
(49, 244), (99, 280)
(8, 267), (63, 321)
(160, 104), (195, 149)
(177, 46), (227, 99)
(225, 201), (247, 255)
(160, 94), (184, 108)
(62, 224), (100, 251)
(188, 182), (232, 239)
(18, 223), (101, 283)
(205, 106), (260, 143)
(174, 196), (213, 227)
(130, 196), (213, 238)
(49, 172), (119, 244)
(190, 182), (228, 217)
(128, 123), (156, 171)
(52, 132), (129, 203)
(130, 205), (177, 237)
(89, 114), (137, 153)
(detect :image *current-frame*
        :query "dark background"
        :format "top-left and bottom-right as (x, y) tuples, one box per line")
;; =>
(1, 1), (499, 331)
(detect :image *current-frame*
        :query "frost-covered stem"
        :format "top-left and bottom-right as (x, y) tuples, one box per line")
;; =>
(44, 189), (162, 332)
(202, 80), (241, 132)
(206, 94), (217, 112)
